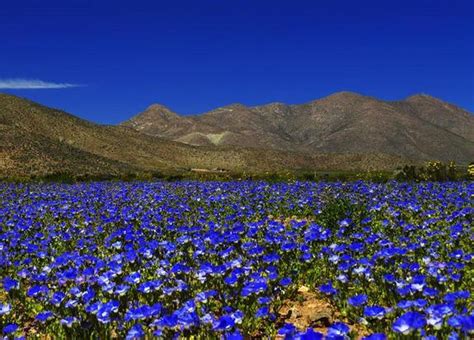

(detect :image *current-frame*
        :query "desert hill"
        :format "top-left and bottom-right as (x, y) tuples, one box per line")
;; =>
(0, 93), (410, 178)
(123, 92), (474, 164)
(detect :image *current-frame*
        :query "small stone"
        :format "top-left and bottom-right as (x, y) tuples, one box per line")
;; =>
(291, 307), (301, 318)
(278, 307), (291, 318)
(298, 286), (310, 293)
(308, 311), (332, 327)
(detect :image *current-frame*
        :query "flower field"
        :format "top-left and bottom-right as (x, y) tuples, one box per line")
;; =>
(0, 181), (473, 339)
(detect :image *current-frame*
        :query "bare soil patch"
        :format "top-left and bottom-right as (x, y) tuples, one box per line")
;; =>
(276, 286), (369, 339)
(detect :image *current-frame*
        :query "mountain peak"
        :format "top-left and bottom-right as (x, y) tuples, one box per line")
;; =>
(325, 91), (365, 99)
(202, 103), (248, 116)
(221, 103), (247, 110)
(254, 102), (287, 109)
(121, 103), (180, 130)
(314, 91), (371, 104)
(405, 93), (439, 102)
(145, 103), (177, 114)
(137, 103), (179, 121)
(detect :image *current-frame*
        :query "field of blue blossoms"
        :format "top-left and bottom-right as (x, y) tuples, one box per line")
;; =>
(0, 181), (473, 339)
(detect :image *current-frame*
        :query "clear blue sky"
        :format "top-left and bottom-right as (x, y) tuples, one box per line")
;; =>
(1, 0), (473, 124)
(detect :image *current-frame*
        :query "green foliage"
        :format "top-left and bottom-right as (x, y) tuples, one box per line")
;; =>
(2, 161), (471, 184)
(355, 171), (392, 183)
(468, 162), (474, 179)
(395, 161), (465, 181)
(316, 196), (368, 233)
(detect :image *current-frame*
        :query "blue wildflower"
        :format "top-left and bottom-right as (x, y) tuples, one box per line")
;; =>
(126, 324), (145, 340)
(125, 272), (141, 284)
(60, 316), (78, 328)
(296, 328), (324, 339)
(255, 306), (269, 318)
(348, 294), (368, 307)
(0, 303), (11, 315)
(213, 315), (235, 331)
(327, 322), (350, 337)
(362, 334), (386, 340)
(224, 330), (244, 340)
(278, 323), (297, 337)
(36, 311), (54, 323)
(241, 281), (267, 297)
(364, 306), (387, 319)
(392, 311), (426, 334)
(3, 277), (19, 291)
(3, 323), (18, 334)
(319, 282), (337, 295)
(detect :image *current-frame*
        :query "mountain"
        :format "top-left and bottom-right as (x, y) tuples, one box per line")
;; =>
(123, 92), (474, 164)
(0, 93), (408, 178)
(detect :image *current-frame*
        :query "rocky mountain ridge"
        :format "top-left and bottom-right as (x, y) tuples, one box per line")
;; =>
(123, 92), (474, 164)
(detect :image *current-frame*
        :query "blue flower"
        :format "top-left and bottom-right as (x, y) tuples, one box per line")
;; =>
(348, 294), (368, 307)
(296, 328), (324, 340)
(231, 310), (244, 324)
(448, 314), (474, 333)
(458, 315), (474, 333)
(397, 300), (413, 309)
(255, 306), (269, 318)
(153, 329), (163, 337)
(60, 316), (78, 328)
(224, 330), (244, 340)
(224, 274), (239, 286)
(444, 291), (470, 304)
(423, 287), (439, 298)
(213, 315), (235, 331)
(364, 306), (387, 319)
(278, 323), (297, 337)
(362, 334), (386, 340)
(263, 253), (280, 263)
(195, 290), (217, 302)
(423, 336), (437, 340)
(27, 285), (48, 298)
(126, 324), (145, 339)
(301, 252), (312, 262)
(319, 282), (337, 295)
(3, 323), (18, 334)
(413, 299), (427, 308)
(392, 311), (426, 334)
(86, 301), (101, 314)
(125, 272), (141, 284)
(97, 301), (119, 324)
(327, 322), (350, 337)
(3, 277), (19, 291)
(448, 331), (460, 340)
(50, 291), (66, 306)
(36, 311), (54, 323)
(241, 281), (267, 297)
(154, 314), (178, 328)
(0, 303), (11, 315)
(65, 299), (78, 308)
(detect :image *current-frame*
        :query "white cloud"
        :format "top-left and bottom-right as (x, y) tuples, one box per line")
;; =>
(0, 79), (82, 89)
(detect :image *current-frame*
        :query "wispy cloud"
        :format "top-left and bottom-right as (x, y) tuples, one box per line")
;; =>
(0, 79), (82, 89)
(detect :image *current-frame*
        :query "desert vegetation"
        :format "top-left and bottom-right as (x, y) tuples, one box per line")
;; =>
(0, 181), (472, 338)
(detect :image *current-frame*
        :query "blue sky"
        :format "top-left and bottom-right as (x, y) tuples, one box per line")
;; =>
(1, 0), (473, 124)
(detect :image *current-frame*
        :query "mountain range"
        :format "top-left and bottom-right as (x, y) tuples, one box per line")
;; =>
(123, 92), (474, 164)
(1, 92), (473, 178)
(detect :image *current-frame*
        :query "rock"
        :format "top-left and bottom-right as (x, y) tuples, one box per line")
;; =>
(307, 311), (333, 327)
(291, 307), (302, 318)
(278, 306), (292, 318)
(298, 285), (310, 293)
